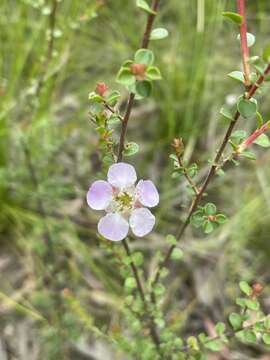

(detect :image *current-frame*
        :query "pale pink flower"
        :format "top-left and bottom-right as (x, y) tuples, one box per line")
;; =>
(87, 163), (159, 241)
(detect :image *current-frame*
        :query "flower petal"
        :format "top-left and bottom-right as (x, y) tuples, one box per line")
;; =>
(136, 180), (159, 207)
(107, 162), (137, 189)
(98, 213), (129, 241)
(87, 180), (113, 210)
(129, 208), (155, 237)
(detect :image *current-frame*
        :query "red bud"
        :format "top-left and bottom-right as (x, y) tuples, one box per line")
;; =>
(95, 82), (108, 96)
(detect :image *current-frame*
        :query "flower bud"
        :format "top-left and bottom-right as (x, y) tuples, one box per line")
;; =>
(252, 282), (263, 297)
(130, 63), (146, 80)
(171, 137), (184, 157)
(95, 82), (108, 96)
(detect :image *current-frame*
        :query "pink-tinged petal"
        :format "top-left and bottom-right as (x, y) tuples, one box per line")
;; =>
(129, 208), (155, 237)
(98, 213), (129, 241)
(87, 180), (113, 210)
(107, 162), (137, 189)
(136, 180), (159, 207)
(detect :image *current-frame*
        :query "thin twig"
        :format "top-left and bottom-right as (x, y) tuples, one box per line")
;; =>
(150, 62), (270, 296)
(117, 0), (160, 161)
(36, 0), (58, 95)
(177, 156), (200, 195)
(103, 101), (124, 122)
(237, 0), (250, 87)
(122, 239), (160, 349)
(178, 318), (266, 353)
(117, 0), (161, 349)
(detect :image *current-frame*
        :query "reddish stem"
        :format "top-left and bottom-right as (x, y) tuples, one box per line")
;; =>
(237, 0), (250, 87)
(150, 62), (270, 296)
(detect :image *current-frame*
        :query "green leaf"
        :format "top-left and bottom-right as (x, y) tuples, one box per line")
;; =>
(171, 248), (183, 260)
(187, 336), (199, 351)
(116, 68), (135, 86)
(169, 153), (178, 162)
(123, 142), (140, 156)
(263, 44), (270, 63)
(107, 90), (121, 106)
(240, 151), (256, 160)
(263, 333), (270, 345)
(132, 252), (144, 266)
(215, 322), (226, 336)
(135, 80), (152, 98)
(203, 220), (214, 234)
(89, 102), (103, 115)
(107, 114), (120, 125)
(146, 66), (162, 80)
(264, 317), (270, 329)
(245, 298), (260, 311)
(220, 104), (233, 120)
(204, 203), (217, 215)
(254, 133), (270, 148)
(256, 112), (264, 128)
(239, 281), (252, 296)
(216, 214), (227, 224)
(222, 11), (243, 25)
(136, 0), (156, 15)
(191, 211), (204, 228)
(198, 333), (208, 344)
(88, 92), (103, 102)
(125, 277), (137, 289)
(237, 97), (257, 118)
(236, 297), (246, 308)
(204, 339), (222, 352)
(238, 329), (257, 343)
(228, 71), (245, 83)
(122, 59), (133, 67)
(154, 317), (165, 328)
(154, 284), (165, 296)
(160, 268), (169, 279)
(231, 130), (247, 141)
(237, 33), (255, 48)
(150, 27), (169, 40)
(229, 313), (242, 330)
(166, 234), (177, 246)
(134, 48), (154, 66)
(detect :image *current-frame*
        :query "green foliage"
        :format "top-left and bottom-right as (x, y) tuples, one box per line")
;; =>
(222, 11), (243, 25)
(220, 104), (234, 120)
(228, 71), (245, 83)
(135, 49), (154, 66)
(191, 204), (227, 234)
(136, 0), (156, 15)
(237, 97), (258, 118)
(171, 247), (183, 260)
(254, 133), (270, 147)
(150, 28), (169, 41)
(123, 142), (140, 156)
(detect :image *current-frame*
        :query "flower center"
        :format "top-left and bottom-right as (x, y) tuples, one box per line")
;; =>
(115, 191), (133, 211)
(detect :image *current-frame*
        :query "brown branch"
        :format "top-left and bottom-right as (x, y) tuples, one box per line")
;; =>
(103, 101), (124, 122)
(117, 0), (160, 162)
(122, 239), (160, 349)
(117, 0), (161, 350)
(237, 0), (250, 87)
(150, 61), (270, 296)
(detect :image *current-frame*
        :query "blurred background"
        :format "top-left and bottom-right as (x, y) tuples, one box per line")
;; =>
(1, 0), (270, 359)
